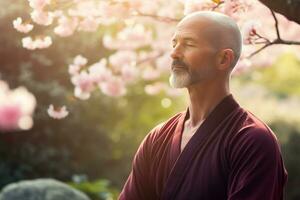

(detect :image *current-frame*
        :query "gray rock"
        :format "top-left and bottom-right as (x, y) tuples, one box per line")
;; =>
(0, 178), (90, 200)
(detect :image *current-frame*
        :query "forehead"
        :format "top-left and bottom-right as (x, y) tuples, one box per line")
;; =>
(172, 18), (209, 41)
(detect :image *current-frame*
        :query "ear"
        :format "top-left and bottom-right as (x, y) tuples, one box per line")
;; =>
(217, 49), (234, 70)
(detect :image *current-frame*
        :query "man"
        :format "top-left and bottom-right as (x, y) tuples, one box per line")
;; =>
(119, 11), (288, 200)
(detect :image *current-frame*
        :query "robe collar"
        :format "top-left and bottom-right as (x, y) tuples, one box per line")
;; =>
(171, 94), (239, 161)
(164, 94), (240, 199)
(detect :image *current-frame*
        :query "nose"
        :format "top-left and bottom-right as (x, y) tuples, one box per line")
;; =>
(170, 45), (183, 60)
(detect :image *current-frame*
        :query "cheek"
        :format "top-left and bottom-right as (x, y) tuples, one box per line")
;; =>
(187, 50), (216, 67)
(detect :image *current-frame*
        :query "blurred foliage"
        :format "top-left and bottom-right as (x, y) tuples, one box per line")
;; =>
(69, 179), (119, 200)
(0, 0), (184, 195)
(236, 53), (300, 98)
(258, 54), (300, 97)
(0, 1), (300, 200)
(281, 131), (300, 200)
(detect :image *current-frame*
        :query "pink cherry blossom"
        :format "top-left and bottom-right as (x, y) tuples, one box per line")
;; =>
(103, 24), (152, 50)
(97, 1), (131, 20)
(54, 16), (78, 37)
(99, 76), (127, 97)
(0, 104), (22, 131)
(157, 0), (180, 19)
(68, 55), (87, 75)
(10, 87), (36, 116)
(71, 71), (95, 100)
(88, 59), (112, 83)
(109, 50), (137, 70)
(52, 10), (63, 18)
(47, 104), (69, 119)
(22, 36), (52, 50)
(74, 86), (91, 100)
(28, 0), (51, 10)
(68, 1), (99, 17)
(13, 17), (34, 33)
(118, 24), (152, 48)
(241, 20), (262, 45)
(12, 0), (300, 100)
(129, 0), (159, 14)
(78, 17), (99, 32)
(183, 0), (217, 15)
(121, 64), (139, 83)
(102, 35), (117, 50)
(68, 64), (81, 76)
(31, 10), (53, 26)
(22, 37), (36, 50)
(34, 36), (52, 48)
(0, 80), (36, 132)
(222, 0), (249, 19)
(74, 55), (88, 66)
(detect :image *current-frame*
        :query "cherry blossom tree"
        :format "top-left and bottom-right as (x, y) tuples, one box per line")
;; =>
(258, 0), (300, 25)
(10, 0), (300, 121)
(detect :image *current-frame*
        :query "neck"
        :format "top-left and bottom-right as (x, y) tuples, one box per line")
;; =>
(187, 79), (230, 127)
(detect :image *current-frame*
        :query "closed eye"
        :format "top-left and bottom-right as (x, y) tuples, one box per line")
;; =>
(186, 43), (195, 47)
(172, 42), (195, 48)
(184, 42), (196, 47)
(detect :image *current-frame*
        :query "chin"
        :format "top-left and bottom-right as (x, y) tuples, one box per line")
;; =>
(169, 73), (190, 88)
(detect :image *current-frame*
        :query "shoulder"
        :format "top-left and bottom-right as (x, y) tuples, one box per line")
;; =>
(240, 110), (279, 144)
(133, 111), (185, 163)
(145, 111), (185, 143)
(229, 110), (282, 161)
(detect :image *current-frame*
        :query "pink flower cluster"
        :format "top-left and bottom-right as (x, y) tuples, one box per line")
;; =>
(54, 16), (78, 37)
(28, 0), (51, 10)
(241, 20), (261, 45)
(13, 17), (34, 33)
(22, 36), (52, 50)
(10, 0), (300, 101)
(29, 0), (53, 26)
(69, 55), (128, 99)
(47, 104), (69, 119)
(183, 0), (217, 15)
(0, 80), (36, 132)
(31, 9), (54, 26)
(103, 24), (152, 50)
(109, 50), (139, 83)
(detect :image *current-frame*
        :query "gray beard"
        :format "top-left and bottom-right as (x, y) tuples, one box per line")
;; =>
(169, 71), (191, 88)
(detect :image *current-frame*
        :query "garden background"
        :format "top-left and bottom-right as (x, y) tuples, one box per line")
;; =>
(1, 1), (300, 199)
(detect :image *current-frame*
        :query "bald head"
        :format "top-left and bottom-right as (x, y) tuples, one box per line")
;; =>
(177, 11), (242, 68)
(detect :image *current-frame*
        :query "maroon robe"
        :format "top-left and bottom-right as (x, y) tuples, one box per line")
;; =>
(119, 94), (288, 200)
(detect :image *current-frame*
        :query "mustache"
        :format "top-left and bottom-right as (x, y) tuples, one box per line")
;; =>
(171, 60), (188, 68)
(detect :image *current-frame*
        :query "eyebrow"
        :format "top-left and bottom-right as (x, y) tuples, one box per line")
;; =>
(172, 37), (198, 43)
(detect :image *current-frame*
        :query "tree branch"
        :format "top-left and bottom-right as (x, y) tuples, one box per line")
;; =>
(248, 43), (272, 58)
(270, 9), (281, 39)
(248, 37), (300, 58)
(258, 0), (300, 25)
(247, 7), (300, 58)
